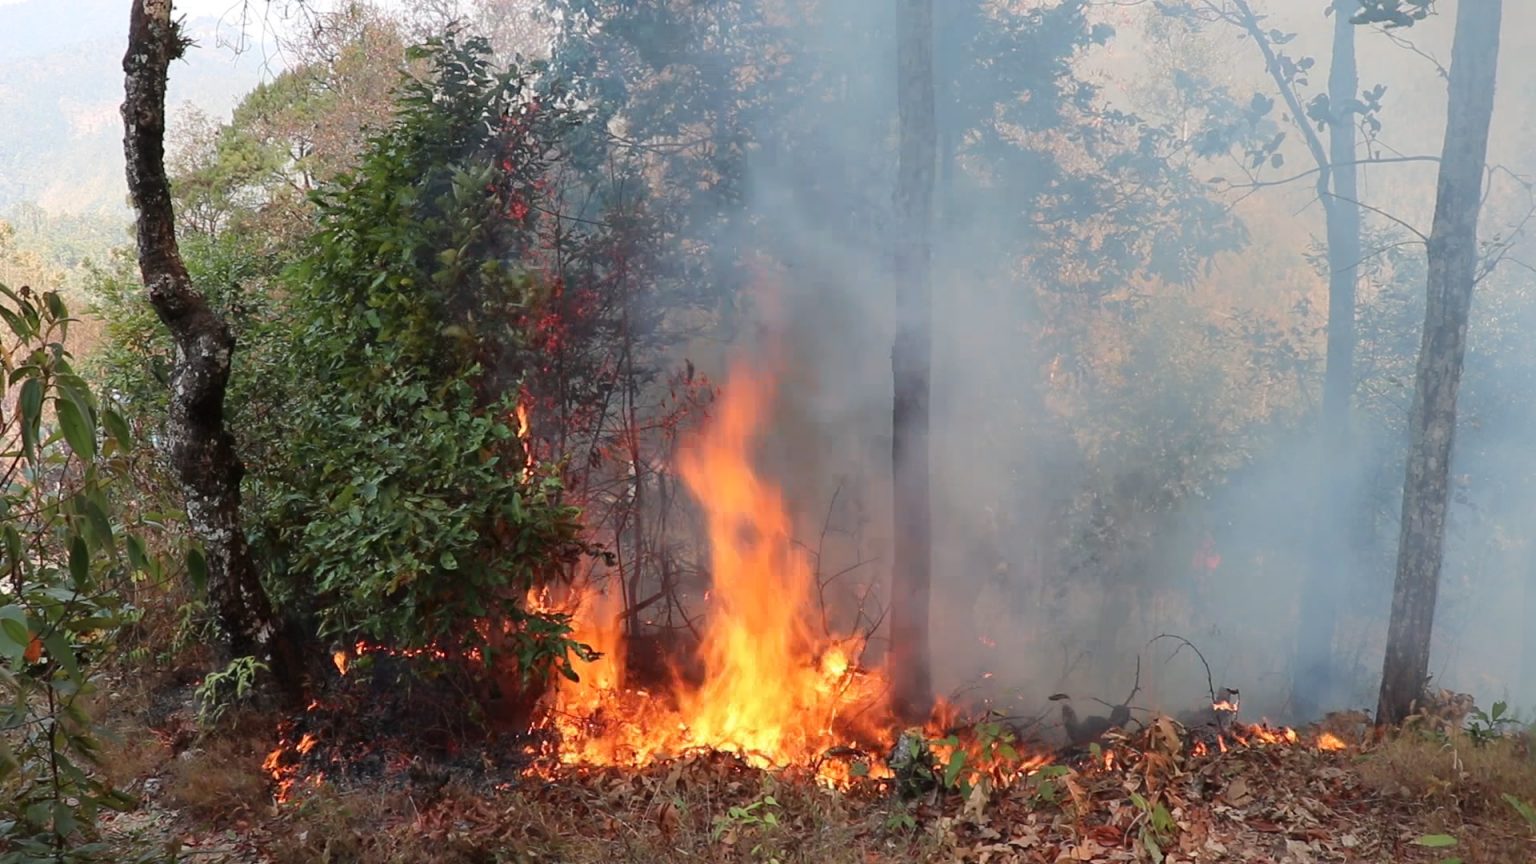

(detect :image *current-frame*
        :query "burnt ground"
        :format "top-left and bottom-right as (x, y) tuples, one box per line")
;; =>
(90, 670), (1536, 864)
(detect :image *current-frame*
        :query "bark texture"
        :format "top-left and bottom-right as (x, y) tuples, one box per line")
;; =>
(1377, 0), (1502, 727)
(123, 0), (298, 694)
(1292, 0), (1362, 720)
(890, 0), (935, 722)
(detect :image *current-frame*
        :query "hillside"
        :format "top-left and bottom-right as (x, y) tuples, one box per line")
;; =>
(0, 0), (273, 223)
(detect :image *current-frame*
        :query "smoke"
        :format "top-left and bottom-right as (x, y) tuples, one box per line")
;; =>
(560, 0), (1536, 729)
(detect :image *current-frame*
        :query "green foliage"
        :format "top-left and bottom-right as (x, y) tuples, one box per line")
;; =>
(1465, 700), (1521, 746)
(710, 794), (783, 863)
(1129, 790), (1178, 863)
(83, 234), (287, 451)
(1504, 793), (1536, 833)
(0, 286), (144, 860)
(710, 794), (780, 839)
(87, 30), (600, 701)
(192, 656), (269, 728)
(259, 31), (592, 681)
(1024, 763), (1072, 807)
(1410, 832), (1461, 864)
(887, 728), (938, 800)
(931, 720), (1025, 799)
(882, 805), (917, 833)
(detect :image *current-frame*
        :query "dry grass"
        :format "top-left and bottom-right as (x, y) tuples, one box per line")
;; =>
(261, 769), (952, 864)
(97, 722), (172, 792)
(1356, 726), (1536, 861)
(161, 724), (273, 824)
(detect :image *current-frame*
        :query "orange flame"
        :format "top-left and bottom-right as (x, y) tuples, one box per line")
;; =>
(1316, 731), (1347, 751)
(532, 363), (893, 781)
(515, 398), (534, 480)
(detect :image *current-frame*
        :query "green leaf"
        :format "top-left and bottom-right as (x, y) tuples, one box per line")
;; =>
(55, 395), (95, 461)
(84, 497), (114, 552)
(2, 523), (19, 568)
(126, 534), (149, 573)
(18, 377), (42, 458)
(440, 550), (459, 570)
(187, 546), (208, 592)
(43, 290), (67, 322)
(943, 750), (967, 789)
(0, 606), (29, 664)
(44, 631), (79, 680)
(69, 535), (90, 588)
(101, 407), (132, 448)
(1412, 834), (1458, 848)
(53, 801), (78, 837)
(1502, 793), (1536, 828)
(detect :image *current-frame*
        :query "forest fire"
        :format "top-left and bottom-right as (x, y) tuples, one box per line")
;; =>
(530, 363), (898, 783)
(258, 365), (1366, 808)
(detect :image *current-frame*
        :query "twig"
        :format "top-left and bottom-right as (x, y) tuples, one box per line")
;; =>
(1147, 633), (1217, 706)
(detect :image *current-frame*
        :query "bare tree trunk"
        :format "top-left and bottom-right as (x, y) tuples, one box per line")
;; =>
(1377, 0), (1502, 728)
(1292, 0), (1363, 720)
(1523, 542), (1536, 701)
(123, 0), (300, 697)
(890, 0), (935, 722)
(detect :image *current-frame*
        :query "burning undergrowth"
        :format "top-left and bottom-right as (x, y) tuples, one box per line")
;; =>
(257, 362), (1363, 812)
(246, 688), (1456, 864)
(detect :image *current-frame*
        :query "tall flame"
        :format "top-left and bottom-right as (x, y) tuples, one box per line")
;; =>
(533, 362), (891, 779)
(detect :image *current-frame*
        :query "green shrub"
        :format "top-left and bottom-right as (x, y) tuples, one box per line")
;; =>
(0, 285), (145, 860)
(258, 32), (594, 684)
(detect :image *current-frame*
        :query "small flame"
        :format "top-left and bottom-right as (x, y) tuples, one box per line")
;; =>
(332, 651), (349, 676)
(1316, 731), (1347, 751)
(514, 398), (534, 480)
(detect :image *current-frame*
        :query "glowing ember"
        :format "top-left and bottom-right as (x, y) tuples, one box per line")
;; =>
(533, 364), (894, 781)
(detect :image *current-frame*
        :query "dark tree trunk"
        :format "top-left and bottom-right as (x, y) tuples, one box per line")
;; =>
(890, 0), (935, 722)
(123, 0), (300, 698)
(1292, 0), (1363, 720)
(1377, 0), (1502, 728)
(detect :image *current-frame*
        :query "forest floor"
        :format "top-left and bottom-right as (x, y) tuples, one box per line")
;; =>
(88, 673), (1536, 864)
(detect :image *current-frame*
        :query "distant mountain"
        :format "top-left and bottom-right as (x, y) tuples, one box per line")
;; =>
(0, 0), (277, 221)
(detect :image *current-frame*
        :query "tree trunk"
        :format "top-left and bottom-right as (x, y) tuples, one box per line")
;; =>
(1292, 0), (1363, 721)
(123, 0), (300, 697)
(890, 0), (935, 722)
(1523, 542), (1536, 701)
(1377, 0), (1502, 728)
